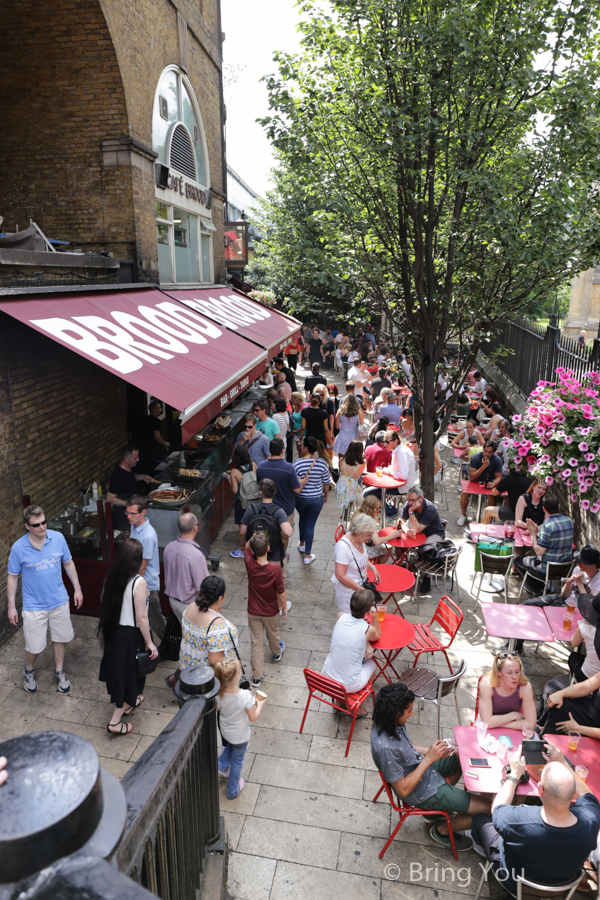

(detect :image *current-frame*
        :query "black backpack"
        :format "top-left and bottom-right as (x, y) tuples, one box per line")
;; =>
(245, 503), (286, 567)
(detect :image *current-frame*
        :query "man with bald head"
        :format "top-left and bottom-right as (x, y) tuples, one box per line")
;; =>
(472, 741), (600, 894)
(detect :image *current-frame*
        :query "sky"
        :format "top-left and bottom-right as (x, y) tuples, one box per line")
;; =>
(221, 0), (304, 198)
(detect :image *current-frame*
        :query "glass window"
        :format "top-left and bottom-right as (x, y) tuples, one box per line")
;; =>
(156, 221), (172, 282)
(201, 234), (211, 283)
(182, 83), (206, 186)
(156, 201), (169, 220)
(173, 208), (199, 283)
(152, 70), (179, 164)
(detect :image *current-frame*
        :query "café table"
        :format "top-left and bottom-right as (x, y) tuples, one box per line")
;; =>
(469, 523), (506, 543)
(369, 612), (416, 685)
(367, 563), (415, 614)
(381, 527), (427, 567)
(481, 602), (554, 652)
(362, 471), (407, 528)
(544, 605), (583, 643)
(461, 479), (496, 522)
(513, 527), (533, 549)
(453, 725), (539, 797)
(550, 734), (600, 801)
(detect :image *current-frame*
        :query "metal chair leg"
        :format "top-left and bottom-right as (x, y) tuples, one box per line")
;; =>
(473, 868), (487, 900)
(437, 700), (442, 741)
(475, 572), (483, 603)
(454, 688), (461, 725)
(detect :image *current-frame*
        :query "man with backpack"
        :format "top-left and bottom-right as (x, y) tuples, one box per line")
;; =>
(257, 438), (305, 541)
(235, 414), (271, 465)
(237, 479), (294, 568)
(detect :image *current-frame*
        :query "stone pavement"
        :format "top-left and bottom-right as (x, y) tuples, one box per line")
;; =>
(0, 367), (582, 900)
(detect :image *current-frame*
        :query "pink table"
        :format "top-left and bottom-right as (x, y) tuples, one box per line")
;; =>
(362, 471), (407, 528)
(461, 479), (496, 521)
(453, 725), (538, 797)
(544, 605), (583, 642)
(454, 447), (467, 458)
(469, 523), (506, 543)
(481, 602), (554, 652)
(369, 613), (416, 685)
(514, 527), (533, 548)
(367, 563), (415, 613)
(551, 734), (600, 801)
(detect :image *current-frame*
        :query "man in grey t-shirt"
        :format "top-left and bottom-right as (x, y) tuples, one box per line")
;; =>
(371, 683), (491, 853)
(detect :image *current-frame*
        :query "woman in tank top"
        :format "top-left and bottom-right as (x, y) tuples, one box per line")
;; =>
(478, 652), (537, 730)
(515, 479), (547, 529)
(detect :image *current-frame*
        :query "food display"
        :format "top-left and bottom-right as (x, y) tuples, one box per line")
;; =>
(149, 488), (190, 504)
(179, 468), (202, 477)
(214, 415), (232, 429)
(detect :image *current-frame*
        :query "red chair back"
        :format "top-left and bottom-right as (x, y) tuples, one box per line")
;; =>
(377, 771), (402, 812)
(334, 524), (346, 543)
(432, 596), (463, 643)
(304, 668), (349, 705)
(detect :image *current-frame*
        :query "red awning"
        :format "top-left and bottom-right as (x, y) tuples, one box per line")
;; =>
(0, 288), (268, 441)
(161, 287), (300, 358)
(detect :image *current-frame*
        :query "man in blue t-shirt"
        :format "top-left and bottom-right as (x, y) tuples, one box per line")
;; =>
(257, 438), (304, 523)
(7, 504), (83, 694)
(252, 399), (281, 441)
(127, 494), (166, 640)
(457, 440), (503, 527)
(472, 741), (600, 895)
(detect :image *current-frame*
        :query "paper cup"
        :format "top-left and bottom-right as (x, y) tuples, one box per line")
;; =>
(256, 690), (267, 702)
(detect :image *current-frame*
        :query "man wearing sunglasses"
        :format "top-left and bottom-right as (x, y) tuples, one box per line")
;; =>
(235, 414), (271, 465)
(7, 505), (83, 694)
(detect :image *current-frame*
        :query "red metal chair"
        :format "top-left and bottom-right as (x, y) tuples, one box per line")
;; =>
(372, 770), (458, 860)
(407, 596), (463, 673)
(334, 524), (346, 543)
(299, 668), (375, 757)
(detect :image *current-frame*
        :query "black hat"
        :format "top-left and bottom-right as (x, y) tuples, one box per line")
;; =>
(574, 545), (600, 567)
(577, 593), (600, 627)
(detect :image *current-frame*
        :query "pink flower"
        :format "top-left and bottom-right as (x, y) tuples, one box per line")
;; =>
(540, 437), (549, 446)
(545, 476), (554, 485)
(590, 463), (598, 473)
(564, 436), (573, 444)
(586, 478), (595, 487)
(582, 500), (591, 509)
(580, 427), (593, 435)
(535, 425), (545, 437)
(527, 455), (538, 466)
(555, 415), (566, 424)
(571, 493), (578, 502)
(557, 456), (564, 466)
(580, 483), (588, 492)
(569, 458), (579, 467)
(586, 453), (595, 462)
(518, 447), (528, 456)
(592, 503), (600, 514)
(540, 454), (550, 463)
(513, 415), (521, 423)
(579, 442), (590, 452)
(562, 469), (572, 477)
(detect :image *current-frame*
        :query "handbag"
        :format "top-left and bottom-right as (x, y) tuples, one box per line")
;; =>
(342, 537), (383, 605)
(131, 576), (158, 677)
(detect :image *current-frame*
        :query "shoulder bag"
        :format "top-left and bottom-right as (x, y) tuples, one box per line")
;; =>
(206, 615), (250, 690)
(131, 577), (158, 677)
(341, 537), (383, 605)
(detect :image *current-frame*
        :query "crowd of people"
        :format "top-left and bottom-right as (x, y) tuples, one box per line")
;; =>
(6, 320), (600, 890)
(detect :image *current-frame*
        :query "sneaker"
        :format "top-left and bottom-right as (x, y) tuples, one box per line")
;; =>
(219, 766), (230, 778)
(272, 640), (285, 662)
(280, 601), (292, 616)
(304, 554), (316, 564)
(53, 669), (71, 693)
(23, 667), (37, 693)
(251, 677), (263, 688)
(457, 515), (467, 526)
(419, 576), (431, 593)
(298, 541), (306, 552)
(430, 824), (473, 852)
(230, 549), (244, 559)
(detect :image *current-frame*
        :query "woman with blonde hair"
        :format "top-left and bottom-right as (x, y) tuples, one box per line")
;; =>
(351, 495), (402, 563)
(336, 441), (366, 512)
(334, 392), (364, 459)
(478, 652), (536, 730)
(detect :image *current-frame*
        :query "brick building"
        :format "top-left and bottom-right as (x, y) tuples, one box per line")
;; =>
(0, 0), (230, 642)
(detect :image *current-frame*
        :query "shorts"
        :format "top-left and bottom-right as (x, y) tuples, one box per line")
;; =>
(417, 756), (471, 815)
(498, 505), (512, 522)
(22, 601), (74, 654)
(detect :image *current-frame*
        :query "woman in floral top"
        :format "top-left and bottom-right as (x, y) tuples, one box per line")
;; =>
(179, 575), (238, 670)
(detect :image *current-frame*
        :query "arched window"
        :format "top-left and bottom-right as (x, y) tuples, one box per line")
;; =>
(152, 66), (214, 284)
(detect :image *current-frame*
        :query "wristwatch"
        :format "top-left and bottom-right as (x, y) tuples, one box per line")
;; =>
(505, 773), (519, 785)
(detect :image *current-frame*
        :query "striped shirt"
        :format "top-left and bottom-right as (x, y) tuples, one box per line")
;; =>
(537, 514), (573, 570)
(293, 456), (331, 498)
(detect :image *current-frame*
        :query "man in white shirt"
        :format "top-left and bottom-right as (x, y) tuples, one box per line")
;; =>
(348, 360), (372, 403)
(401, 355), (412, 383)
(472, 371), (488, 396)
(384, 431), (416, 497)
(347, 347), (360, 366)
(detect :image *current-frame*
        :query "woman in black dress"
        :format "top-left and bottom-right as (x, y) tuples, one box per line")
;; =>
(98, 538), (158, 735)
(302, 393), (332, 449)
(308, 328), (323, 367)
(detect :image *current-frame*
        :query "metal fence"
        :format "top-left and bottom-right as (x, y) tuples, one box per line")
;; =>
(481, 317), (598, 398)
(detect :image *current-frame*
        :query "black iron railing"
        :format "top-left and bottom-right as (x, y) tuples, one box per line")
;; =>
(482, 318), (597, 398)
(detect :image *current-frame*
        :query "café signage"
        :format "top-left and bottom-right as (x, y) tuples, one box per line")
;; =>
(167, 174), (207, 205)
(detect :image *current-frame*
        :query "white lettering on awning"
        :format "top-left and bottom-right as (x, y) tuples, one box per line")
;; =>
(111, 311), (189, 353)
(178, 293), (271, 329)
(73, 316), (174, 363)
(30, 317), (142, 374)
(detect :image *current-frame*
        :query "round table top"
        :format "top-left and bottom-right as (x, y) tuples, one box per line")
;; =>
(460, 479), (495, 495)
(362, 472), (407, 489)
(387, 532), (427, 549)
(370, 614), (415, 651)
(367, 563), (415, 591)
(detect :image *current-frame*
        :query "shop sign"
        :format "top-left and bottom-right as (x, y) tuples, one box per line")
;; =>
(220, 375), (250, 408)
(167, 174), (207, 205)
(177, 293), (271, 330)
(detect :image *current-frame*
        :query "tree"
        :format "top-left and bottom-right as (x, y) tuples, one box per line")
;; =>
(260, 0), (600, 497)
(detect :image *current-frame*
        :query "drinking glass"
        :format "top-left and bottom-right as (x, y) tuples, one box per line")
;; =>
(476, 719), (488, 745)
(563, 612), (574, 631)
(522, 723), (535, 740)
(496, 743), (507, 762)
(376, 606), (386, 623)
(568, 731), (581, 751)
(376, 466), (383, 477)
(504, 520), (516, 540)
(575, 765), (589, 782)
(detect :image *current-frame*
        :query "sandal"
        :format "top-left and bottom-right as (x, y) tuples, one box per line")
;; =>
(123, 696), (144, 716)
(107, 721), (134, 735)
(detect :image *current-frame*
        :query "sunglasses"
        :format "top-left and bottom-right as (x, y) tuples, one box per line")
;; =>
(29, 520), (46, 527)
(244, 425), (254, 430)
(496, 651), (517, 662)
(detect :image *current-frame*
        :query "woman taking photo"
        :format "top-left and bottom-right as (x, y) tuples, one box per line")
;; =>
(334, 392), (363, 459)
(179, 575), (239, 670)
(478, 652), (537, 730)
(332, 513), (381, 614)
(293, 436), (331, 565)
(335, 441), (366, 511)
(98, 538), (158, 736)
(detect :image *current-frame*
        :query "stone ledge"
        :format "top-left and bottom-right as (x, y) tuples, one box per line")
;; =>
(476, 352), (527, 416)
(0, 249), (119, 269)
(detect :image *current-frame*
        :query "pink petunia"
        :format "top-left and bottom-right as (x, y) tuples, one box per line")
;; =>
(540, 437), (549, 446)
(586, 478), (595, 487)
(582, 500), (591, 509)
(513, 415), (521, 423)
(545, 476), (554, 485)
(570, 458), (579, 467)
(590, 463), (598, 473)
(586, 453), (595, 462)
(579, 442), (590, 452)
(564, 435), (573, 444)
(571, 493), (578, 502)
(580, 483), (588, 492)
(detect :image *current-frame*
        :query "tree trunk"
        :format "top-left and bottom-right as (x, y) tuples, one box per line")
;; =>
(420, 360), (437, 501)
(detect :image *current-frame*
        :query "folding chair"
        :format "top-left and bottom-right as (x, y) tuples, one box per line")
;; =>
(372, 770), (458, 860)
(473, 867), (584, 900)
(299, 669), (375, 757)
(407, 596), (463, 673)
(473, 550), (514, 604)
(399, 660), (467, 740)
(434, 460), (449, 510)
(413, 547), (463, 600)
(517, 558), (575, 601)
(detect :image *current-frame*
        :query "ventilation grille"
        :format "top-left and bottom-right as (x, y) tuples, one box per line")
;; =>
(169, 124), (197, 180)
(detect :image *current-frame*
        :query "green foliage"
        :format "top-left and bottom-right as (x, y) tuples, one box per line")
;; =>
(257, 0), (600, 492)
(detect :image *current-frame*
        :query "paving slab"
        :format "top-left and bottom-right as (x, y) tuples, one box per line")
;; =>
(237, 816), (341, 869)
(248, 755), (365, 800)
(226, 852), (276, 900)
(247, 725), (312, 761)
(269, 860), (382, 900)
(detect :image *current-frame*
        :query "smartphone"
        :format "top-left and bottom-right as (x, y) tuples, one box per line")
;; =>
(522, 739), (548, 766)
(468, 758), (491, 768)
